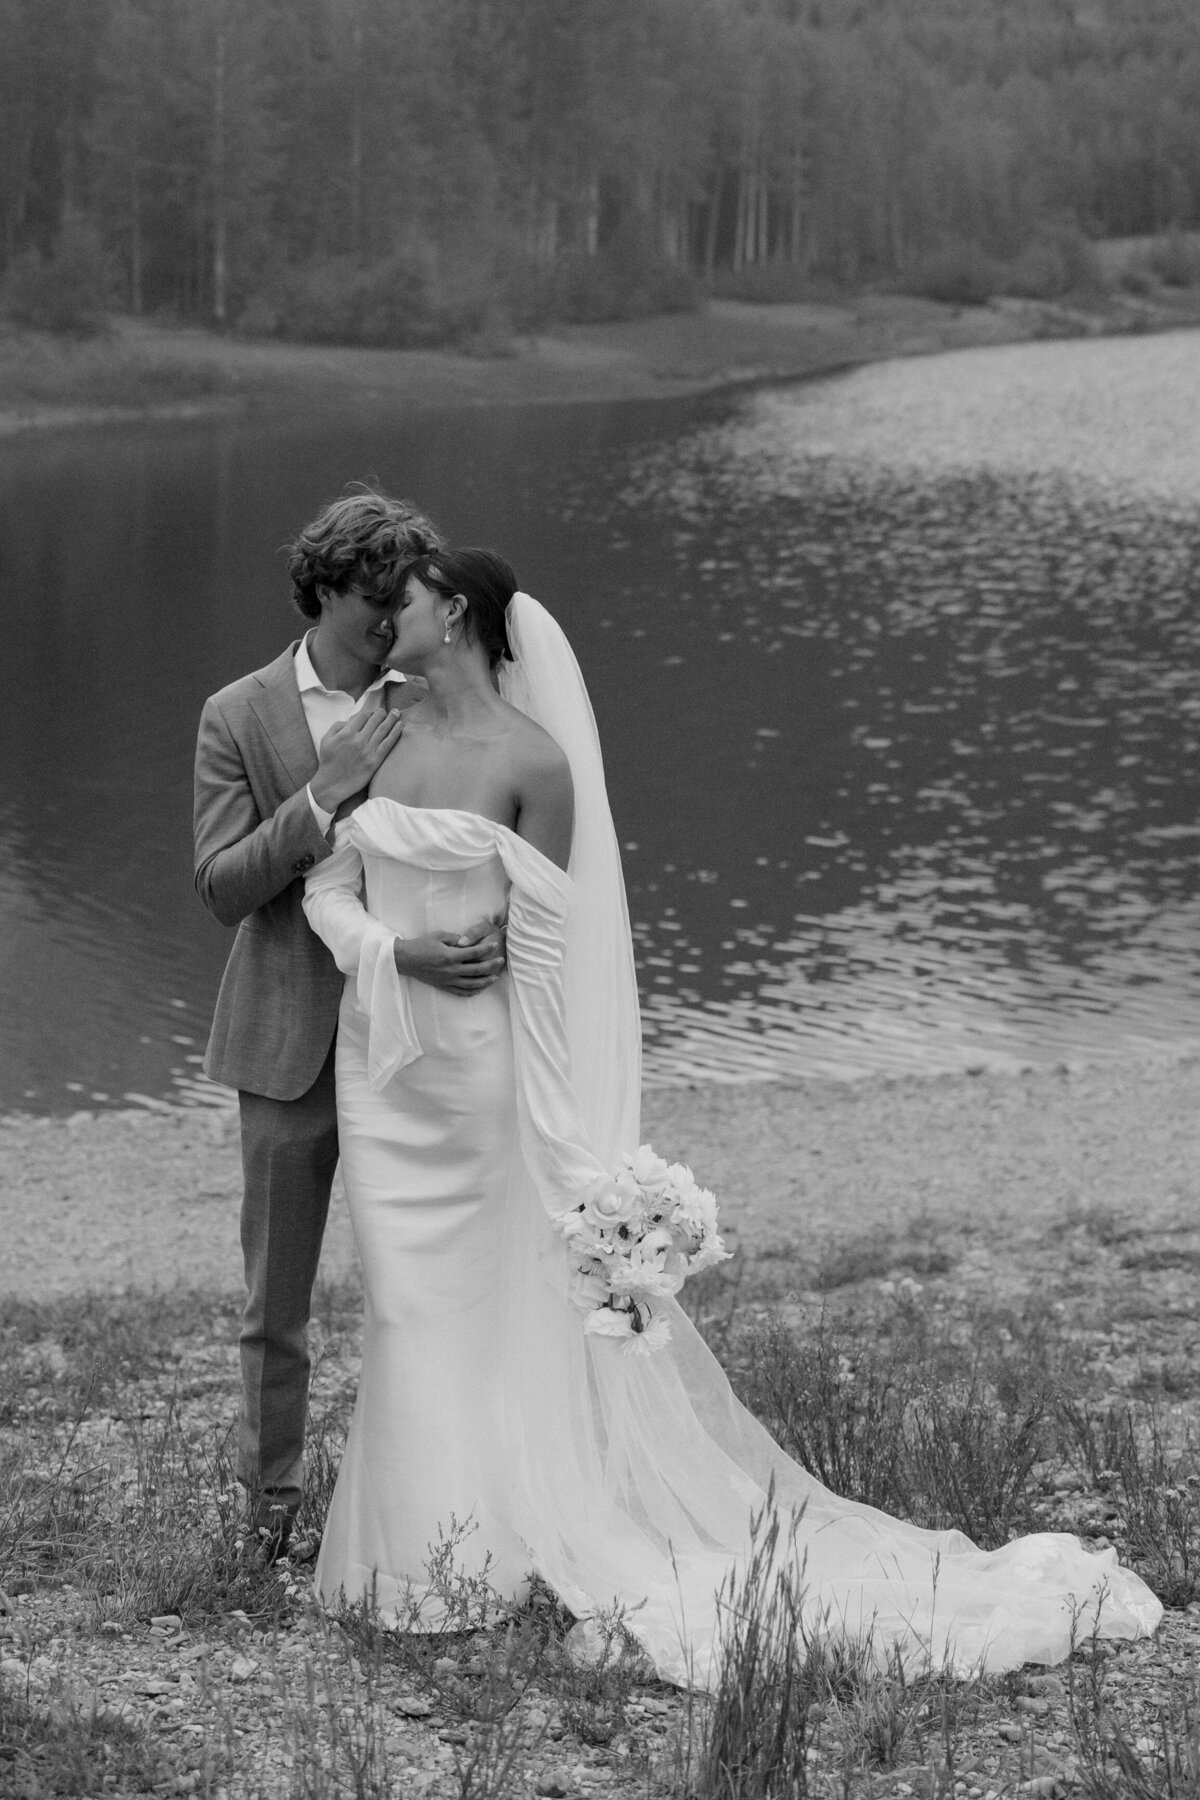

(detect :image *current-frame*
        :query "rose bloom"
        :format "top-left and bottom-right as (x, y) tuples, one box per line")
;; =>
(579, 1172), (641, 1228)
(674, 1184), (720, 1239)
(623, 1144), (672, 1196)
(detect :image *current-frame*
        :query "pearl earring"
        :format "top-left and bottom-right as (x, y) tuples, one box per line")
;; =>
(443, 628), (452, 644)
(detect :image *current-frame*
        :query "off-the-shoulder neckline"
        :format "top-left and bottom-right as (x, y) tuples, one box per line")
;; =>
(354, 795), (572, 884)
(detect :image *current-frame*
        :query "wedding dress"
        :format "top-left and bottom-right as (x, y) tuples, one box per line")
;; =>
(302, 595), (1161, 1689)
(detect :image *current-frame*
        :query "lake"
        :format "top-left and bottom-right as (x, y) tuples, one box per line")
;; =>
(4, 329), (1200, 1114)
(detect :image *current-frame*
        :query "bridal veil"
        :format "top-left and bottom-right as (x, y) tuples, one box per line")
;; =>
(485, 593), (1161, 1686)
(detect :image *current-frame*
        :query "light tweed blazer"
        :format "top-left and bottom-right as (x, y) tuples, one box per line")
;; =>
(194, 642), (343, 1101)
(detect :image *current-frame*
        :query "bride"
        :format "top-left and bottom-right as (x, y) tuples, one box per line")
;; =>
(302, 548), (1161, 1687)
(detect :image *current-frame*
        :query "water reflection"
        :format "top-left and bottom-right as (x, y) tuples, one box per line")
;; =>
(619, 383), (1200, 1081)
(3, 336), (1200, 1107)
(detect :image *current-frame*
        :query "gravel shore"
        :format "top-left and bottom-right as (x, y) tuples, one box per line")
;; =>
(4, 1053), (1198, 1301)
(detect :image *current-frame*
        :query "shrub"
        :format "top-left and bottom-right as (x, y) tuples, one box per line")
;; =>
(246, 250), (494, 349)
(900, 240), (999, 306)
(1058, 1398), (1200, 1607)
(1145, 229), (1200, 288)
(0, 220), (110, 336)
(737, 1312), (909, 1513)
(709, 260), (845, 305)
(685, 1496), (825, 1799)
(536, 221), (697, 325)
(732, 1301), (1059, 1546)
(996, 228), (1105, 300)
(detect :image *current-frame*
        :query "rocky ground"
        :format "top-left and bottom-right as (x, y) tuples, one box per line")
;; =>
(3, 1059), (1200, 1796)
(5, 1054), (1200, 1298)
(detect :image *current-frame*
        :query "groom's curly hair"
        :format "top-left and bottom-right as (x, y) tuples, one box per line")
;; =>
(286, 487), (443, 620)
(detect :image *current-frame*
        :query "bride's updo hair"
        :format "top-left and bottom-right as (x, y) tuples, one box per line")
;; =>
(406, 548), (516, 669)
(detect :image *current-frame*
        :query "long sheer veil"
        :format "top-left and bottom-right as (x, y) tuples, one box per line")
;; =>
(498, 591), (641, 1169)
(490, 587), (1160, 1688)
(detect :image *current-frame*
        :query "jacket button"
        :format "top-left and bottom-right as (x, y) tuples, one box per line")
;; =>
(292, 853), (315, 874)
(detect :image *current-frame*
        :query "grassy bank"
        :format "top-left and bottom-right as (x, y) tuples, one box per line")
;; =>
(5, 282), (1200, 437)
(2, 1218), (1199, 1799)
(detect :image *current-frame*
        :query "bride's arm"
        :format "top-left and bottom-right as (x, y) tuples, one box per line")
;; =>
(301, 832), (385, 975)
(303, 832), (426, 1088)
(303, 829), (504, 994)
(513, 738), (574, 871)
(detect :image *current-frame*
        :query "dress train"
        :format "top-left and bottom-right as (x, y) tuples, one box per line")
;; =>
(303, 798), (1162, 1688)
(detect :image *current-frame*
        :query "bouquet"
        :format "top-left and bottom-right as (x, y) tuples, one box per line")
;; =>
(556, 1145), (731, 1355)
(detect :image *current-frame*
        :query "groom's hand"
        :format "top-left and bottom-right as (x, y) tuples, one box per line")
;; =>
(394, 921), (506, 995)
(310, 708), (405, 812)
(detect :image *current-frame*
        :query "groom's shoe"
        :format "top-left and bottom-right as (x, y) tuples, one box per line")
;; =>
(244, 1497), (297, 1567)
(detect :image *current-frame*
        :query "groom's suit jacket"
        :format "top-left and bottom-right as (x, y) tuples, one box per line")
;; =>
(194, 641), (343, 1102)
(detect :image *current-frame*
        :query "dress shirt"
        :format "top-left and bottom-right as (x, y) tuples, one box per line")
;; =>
(294, 632), (401, 832)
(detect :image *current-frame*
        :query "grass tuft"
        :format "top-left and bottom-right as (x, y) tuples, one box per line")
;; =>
(0, 1244), (1197, 1797)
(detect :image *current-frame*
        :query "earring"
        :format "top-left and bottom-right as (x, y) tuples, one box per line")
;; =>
(443, 628), (452, 644)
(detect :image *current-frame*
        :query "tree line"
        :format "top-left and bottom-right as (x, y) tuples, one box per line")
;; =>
(3, 0), (1200, 342)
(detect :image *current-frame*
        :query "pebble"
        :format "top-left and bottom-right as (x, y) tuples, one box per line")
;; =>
(394, 1694), (433, 1718)
(536, 1771), (573, 1798)
(228, 1655), (258, 1684)
(151, 1614), (184, 1631)
(132, 1677), (176, 1697)
(1023, 1673), (1066, 1699)
(1014, 1696), (1050, 1716)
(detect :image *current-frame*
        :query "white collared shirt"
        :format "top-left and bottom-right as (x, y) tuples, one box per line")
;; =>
(295, 632), (401, 831)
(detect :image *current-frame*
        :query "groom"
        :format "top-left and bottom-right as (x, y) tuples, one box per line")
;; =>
(194, 487), (504, 1558)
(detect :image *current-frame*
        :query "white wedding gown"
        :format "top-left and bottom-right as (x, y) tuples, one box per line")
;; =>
(303, 794), (1162, 1688)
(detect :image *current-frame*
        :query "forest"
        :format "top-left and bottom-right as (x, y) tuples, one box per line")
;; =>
(3, 0), (1200, 344)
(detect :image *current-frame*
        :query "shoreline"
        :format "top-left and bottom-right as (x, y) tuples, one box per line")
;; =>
(4, 1048), (1199, 1301)
(3, 288), (1199, 436)
(6, 283), (1200, 1297)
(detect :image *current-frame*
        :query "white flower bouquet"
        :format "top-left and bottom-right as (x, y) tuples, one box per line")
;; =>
(556, 1145), (731, 1355)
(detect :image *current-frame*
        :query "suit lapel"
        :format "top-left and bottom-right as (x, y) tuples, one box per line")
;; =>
(249, 643), (319, 791)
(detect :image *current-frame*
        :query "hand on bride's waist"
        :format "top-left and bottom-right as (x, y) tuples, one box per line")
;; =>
(393, 914), (507, 996)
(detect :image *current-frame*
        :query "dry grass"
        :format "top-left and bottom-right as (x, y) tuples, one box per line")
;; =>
(0, 321), (228, 412)
(5, 277), (1200, 434)
(2, 1203), (1200, 1798)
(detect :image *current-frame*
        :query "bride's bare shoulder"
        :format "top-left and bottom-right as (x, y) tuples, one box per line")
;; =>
(501, 707), (574, 865)
(503, 706), (572, 787)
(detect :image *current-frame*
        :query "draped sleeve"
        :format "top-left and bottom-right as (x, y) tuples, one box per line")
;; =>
(302, 824), (424, 1087)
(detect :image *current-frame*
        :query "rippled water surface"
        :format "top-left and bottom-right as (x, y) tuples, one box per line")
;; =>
(4, 331), (1200, 1109)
